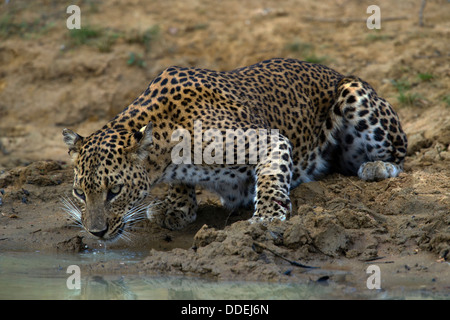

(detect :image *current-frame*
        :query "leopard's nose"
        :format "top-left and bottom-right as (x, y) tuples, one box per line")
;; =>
(89, 227), (108, 238)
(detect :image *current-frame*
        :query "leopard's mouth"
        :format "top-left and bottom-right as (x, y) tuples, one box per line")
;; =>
(89, 222), (128, 242)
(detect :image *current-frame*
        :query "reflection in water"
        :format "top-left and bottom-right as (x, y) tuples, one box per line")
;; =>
(0, 251), (448, 300)
(67, 276), (138, 300)
(0, 251), (342, 300)
(61, 275), (338, 300)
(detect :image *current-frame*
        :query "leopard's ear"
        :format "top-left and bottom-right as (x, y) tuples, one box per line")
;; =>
(125, 122), (153, 162)
(62, 128), (84, 160)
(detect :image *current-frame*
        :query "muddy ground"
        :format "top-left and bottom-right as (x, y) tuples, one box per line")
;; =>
(0, 0), (449, 295)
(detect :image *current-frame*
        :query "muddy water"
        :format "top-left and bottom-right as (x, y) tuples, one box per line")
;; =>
(0, 250), (448, 300)
(0, 250), (325, 299)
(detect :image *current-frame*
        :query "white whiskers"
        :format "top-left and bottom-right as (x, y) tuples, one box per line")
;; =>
(123, 202), (150, 225)
(118, 200), (162, 243)
(60, 196), (83, 228)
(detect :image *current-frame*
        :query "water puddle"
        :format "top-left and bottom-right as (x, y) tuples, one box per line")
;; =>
(0, 250), (448, 299)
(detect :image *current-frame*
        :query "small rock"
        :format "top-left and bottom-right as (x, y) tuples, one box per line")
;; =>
(406, 132), (431, 155)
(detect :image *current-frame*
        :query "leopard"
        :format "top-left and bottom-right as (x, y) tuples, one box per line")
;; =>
(62, 58), (407, 241)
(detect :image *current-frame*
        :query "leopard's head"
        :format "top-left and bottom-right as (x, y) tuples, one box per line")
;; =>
(62, 124), (156, 241)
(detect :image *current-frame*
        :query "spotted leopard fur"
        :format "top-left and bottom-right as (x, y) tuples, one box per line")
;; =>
(63, 58), (407, 240)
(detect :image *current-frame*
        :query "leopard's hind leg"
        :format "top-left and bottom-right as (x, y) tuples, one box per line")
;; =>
(325, 77), (408, 181)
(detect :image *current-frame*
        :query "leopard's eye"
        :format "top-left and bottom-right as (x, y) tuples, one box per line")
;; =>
(110, 185), (122, 194)
(107, 185), (123, 202)
(73, 188), (85, 201)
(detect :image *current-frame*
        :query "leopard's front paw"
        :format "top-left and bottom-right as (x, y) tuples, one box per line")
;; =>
(147, 201), (197, 230)
(251, 193), (291, 224)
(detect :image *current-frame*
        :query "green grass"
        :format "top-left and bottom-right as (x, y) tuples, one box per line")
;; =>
(391, 79), (422, 106)
(284, 40), (312, 53)
(127, 52), (146, 68)
(285, 39), (328, 64)
(397, 92), (422, 106)
(68, 26), (103, 46)
(0, 13), (54, 39)
(391, 79), (411, 92)
(391, 72), (438, 107)
(1, 7), (160, 56)
(67, 25), (122, 53)
(0, 14), (16, 37)
(303, 54), (327, 64)
(417, 72), (434, 82)
(66, 25), (124, 53)
(125, 25), (160, 52)
(95, 31), (122, 53)
(66, 24), (160, 55)
(365, 33), (393, 42)
(442, 95), (450, 107)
